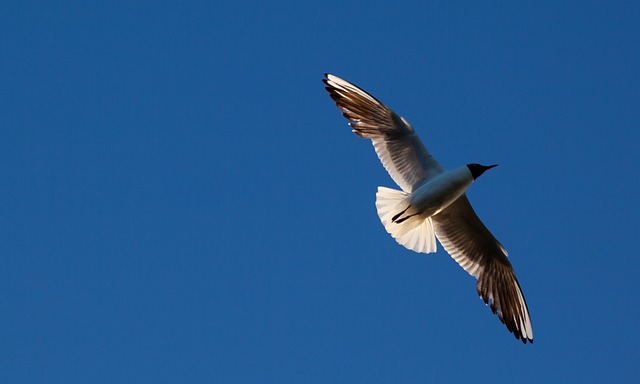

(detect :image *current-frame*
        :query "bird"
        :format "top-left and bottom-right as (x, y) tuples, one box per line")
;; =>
(323, 73), (533, 343)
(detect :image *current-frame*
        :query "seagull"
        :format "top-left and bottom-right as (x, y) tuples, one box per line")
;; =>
(323, 73), (533, 343)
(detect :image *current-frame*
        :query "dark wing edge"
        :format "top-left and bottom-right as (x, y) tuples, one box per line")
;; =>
(432, 195), (534, 344)
(323, 73), (445, 192)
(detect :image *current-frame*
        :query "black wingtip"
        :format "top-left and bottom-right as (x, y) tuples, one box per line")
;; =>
(520, 335), (533, 345)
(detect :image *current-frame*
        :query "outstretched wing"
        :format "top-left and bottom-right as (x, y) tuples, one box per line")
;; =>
(323, 74), (445, 192)
(432, 195), (534, 343)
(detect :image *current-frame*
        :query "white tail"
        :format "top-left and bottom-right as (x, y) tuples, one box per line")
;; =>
(375, 187), (437, 254)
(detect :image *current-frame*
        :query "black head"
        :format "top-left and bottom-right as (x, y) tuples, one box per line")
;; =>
(467, 163), (499, 180)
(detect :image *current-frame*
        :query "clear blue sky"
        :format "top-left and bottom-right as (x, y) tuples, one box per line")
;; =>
(1, 1), (639, 382)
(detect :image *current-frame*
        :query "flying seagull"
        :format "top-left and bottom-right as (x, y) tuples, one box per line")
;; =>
(323, 73), (533, 343)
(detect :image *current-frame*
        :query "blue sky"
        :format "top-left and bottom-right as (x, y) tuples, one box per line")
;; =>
(1, 1), (639, 382)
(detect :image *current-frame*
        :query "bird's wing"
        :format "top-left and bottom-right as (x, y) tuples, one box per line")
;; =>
(323, 74), (445, 192)
(431, 195), (534, 343)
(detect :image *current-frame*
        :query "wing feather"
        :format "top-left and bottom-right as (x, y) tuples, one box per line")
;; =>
(323, 74), (445, 192)
(432, 195), (534, 343)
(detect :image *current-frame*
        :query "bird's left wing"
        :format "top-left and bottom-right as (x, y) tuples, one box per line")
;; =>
(431, 195), (534, 343)
(323, 74), (445, 192)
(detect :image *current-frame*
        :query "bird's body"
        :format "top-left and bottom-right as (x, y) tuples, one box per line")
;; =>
(323, 73), (534, 343)
(405, 165), (475, 218)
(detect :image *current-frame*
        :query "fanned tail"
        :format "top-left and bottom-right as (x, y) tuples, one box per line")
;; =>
(375, 187), (437, 254)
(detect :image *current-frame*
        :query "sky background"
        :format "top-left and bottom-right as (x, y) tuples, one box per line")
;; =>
(1, 1), (639, 383)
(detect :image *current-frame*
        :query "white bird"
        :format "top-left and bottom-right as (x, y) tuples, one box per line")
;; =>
(323, 73), (533, 343)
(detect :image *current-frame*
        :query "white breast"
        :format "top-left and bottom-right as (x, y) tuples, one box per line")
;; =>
(409, 166), (474, 217)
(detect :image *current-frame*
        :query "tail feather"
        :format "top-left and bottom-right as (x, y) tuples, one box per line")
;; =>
(375, 187), (437, 254)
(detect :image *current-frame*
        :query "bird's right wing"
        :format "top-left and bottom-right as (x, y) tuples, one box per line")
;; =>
(431, 195), (534, 343)
(323, 74), (445, 192)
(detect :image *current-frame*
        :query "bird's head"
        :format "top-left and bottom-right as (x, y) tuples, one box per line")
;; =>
(467, 163), (499, 180)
